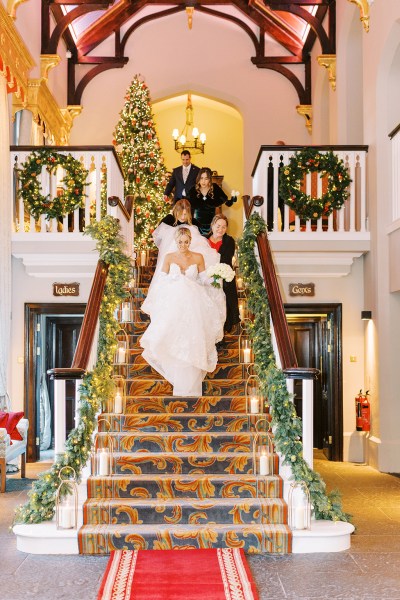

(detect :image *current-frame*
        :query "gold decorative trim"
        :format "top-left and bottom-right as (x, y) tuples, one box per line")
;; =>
(348, 0), (370, 33)
(317, 55), (336, 91)
(40, 54), (61, 80)
(296, 105), (312, 135)
(7, 0), (29, 20)
(0, 2), (35, 101)
(186, 7), (194, 30)
(12, 79), (82, 145)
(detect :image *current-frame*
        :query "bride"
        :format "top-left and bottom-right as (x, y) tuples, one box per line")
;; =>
(140, 227), (225, 396)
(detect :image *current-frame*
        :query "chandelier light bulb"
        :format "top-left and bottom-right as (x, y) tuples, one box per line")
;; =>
(179, 134), (186, 145)
(172, 128), (179, 140)
(200, 132), (206, 144)
(192, 127), (199, 139)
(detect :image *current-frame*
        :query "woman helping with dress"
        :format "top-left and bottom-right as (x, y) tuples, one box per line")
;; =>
(140, 228), (226, 397)
(157, 198), (201, 230)
(208, 214), (240, 336)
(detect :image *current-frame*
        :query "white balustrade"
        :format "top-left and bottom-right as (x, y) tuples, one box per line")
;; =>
(252, 147), (368, 238)
(11, 147), (131, 245)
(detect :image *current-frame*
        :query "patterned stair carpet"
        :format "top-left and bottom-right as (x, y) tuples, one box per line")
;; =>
(78, 256), (292, 555)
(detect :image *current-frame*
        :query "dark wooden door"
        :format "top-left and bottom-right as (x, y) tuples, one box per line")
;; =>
(285, 303), (342, 461)
(288, 319), (323, 449)
(25, 304), (85, 461)
(45, 317), (82, 441)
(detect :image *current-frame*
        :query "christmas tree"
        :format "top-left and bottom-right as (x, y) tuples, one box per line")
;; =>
(113, 75), (170, 251)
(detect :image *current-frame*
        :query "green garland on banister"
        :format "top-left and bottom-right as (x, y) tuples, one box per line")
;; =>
(238, 213), (351, 522)
(14, 216), (132, 524)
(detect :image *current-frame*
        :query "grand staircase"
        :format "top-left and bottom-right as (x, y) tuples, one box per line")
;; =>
(78, 254), (292, 554)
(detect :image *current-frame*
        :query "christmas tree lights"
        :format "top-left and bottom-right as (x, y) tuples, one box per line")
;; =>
(113, 74), (170, 251)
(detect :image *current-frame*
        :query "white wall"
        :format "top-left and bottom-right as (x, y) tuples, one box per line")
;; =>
(10, 258), (92, 412)
(280, 257), (365, 453)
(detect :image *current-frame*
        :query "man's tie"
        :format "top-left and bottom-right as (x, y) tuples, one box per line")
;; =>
(183, 166), (189, 184)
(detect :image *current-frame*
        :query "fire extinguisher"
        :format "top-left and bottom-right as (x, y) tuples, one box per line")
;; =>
(355, 390), (370, 432)
(355, 390), (363, 431)
(361, 390), (370, 432)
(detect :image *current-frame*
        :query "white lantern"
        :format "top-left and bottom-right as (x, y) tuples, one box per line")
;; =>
(112, 375), (126, 414)
(253, 421), (274, 481)
(239, 320), (253, 365)
(114, 328), (129, 366)
(288, 481), (311, 530)
(245, 374), (264, 416)
(92, 419), (114, 477)
(56, 466), (78, 530)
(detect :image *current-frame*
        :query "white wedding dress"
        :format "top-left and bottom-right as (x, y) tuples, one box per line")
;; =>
(140, 263), (225, 396)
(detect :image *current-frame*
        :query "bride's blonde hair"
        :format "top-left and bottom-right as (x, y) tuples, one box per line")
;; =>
(174, 227), (192, 243)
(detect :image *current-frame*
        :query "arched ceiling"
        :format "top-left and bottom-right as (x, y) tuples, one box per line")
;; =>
(42, 0), (336, 106)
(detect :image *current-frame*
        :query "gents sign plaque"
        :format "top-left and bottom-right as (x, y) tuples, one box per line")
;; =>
(289, 283), (315, 297)
(53, 282), (80, 297)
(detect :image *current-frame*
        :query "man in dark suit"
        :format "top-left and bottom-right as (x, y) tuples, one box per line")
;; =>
(163, 150), (200, 204)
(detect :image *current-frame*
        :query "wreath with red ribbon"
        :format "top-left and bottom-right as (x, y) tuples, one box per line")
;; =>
(18, 149), (89, 220)
(279, 148), (351, 220)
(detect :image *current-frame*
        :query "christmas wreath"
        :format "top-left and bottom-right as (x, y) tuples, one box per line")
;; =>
(18, 149), (89, 220)
(279, 148), (351, 220)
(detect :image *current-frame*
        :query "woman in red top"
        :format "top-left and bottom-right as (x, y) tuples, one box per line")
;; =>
(208, 214), (240, 336)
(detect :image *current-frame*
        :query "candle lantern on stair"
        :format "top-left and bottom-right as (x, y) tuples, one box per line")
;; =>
(112, 375), (126, 414)
(129, 266), (140, 294)
(238, 298), (248, 322)
(239, 319), (253, 365)
(118, 299), (134, 325)
(55, 466), (78, 530)
(236, 274), (247, 300)
(288, 481), (311, 531)
(253, 419), (274, 483)
(92, 419), (114, 477)
(245, 373), (264, 416)
(114, 328), (129, 367)
(138, 248), (149, 268)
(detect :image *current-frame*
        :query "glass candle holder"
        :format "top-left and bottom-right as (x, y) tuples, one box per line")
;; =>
(245, 374), (263, 414)
(112, 375), (126, 414)
(239, 325), (253, 365)
(253, 427), (274, 478)
(92, 420), (114, 477)
(139, 248), (148, 267)
(288, 481), (311, 530)
(56, 466), (78, 530)
(119, 300), (133, 324)
(114, 328), (129, 365)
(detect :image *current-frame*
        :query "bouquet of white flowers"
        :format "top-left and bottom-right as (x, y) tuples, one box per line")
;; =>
(206, 263), (235, 288)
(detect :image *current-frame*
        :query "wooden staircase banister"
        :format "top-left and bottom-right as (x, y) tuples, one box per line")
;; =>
(243, 196), (319, 379)
(48, 259), (109, 380)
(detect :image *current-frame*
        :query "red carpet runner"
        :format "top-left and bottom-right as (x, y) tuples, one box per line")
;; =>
(97, 548), (259, 600)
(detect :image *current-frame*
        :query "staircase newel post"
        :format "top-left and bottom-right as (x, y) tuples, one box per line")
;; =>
(54, 379), (67, 459)
(302, 379), (314, 469)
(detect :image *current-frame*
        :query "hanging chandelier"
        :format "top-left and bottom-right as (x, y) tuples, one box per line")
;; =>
(172, 94), (206, 154)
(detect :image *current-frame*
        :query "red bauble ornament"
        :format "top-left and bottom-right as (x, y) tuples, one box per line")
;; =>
(149, 165), (155, 172)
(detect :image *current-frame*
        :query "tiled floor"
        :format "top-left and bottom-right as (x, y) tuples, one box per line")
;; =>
(1, 455), (400, 600)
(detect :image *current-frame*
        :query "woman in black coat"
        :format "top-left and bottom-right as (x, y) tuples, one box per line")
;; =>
(208, 214), (240, 334)
(188, 167), (235, 236)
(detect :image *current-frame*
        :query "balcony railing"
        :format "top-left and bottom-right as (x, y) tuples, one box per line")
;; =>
(252, 145), (369, 240)
(11, 145), (128, 235)
(10, 146), (133, 272)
